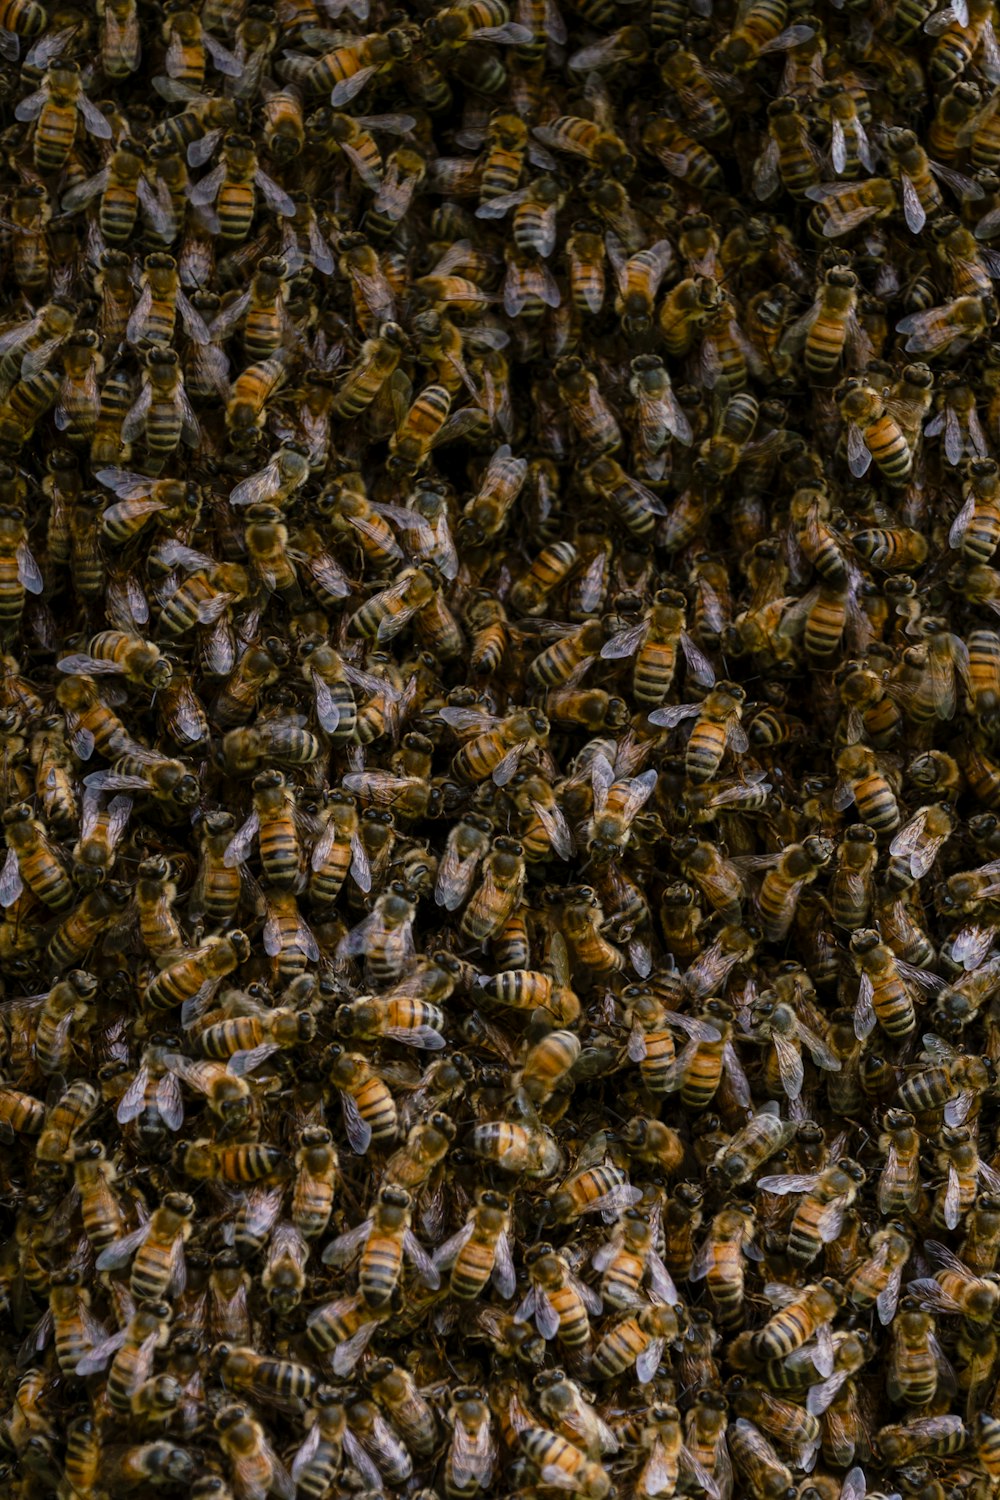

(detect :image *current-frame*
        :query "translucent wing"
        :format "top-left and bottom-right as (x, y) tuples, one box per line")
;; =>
(341, 1089), (373, 1154)
(254, 168), (297, 216)
(432, 1221), (475, 1270)
(772, 1033), (804, 1099)
(755, 1173), (818, 1194)
(0, 846), (22, 908)
(224, 810), (259, 866)
(321, 1217), (372, 1266)
(493, 1232), (516, 1298)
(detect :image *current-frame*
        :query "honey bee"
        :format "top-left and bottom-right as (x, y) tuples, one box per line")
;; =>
(897, 1037), (993, 1132)
(433, 1189), (515, 1300)
(188, 131), (296, 241)
(602, 589), (714, 707)
(323, 1045), (395, 1154)
(96, 1191), (194, 1299)
(15, 62), (113, 171)
(468, 1100), (563, 1179)
(757, 1158), (866, 1267)
(322, 1182), (439, 1305)
(592, 1303), (683, 1384)
(520, 1424), (610, 1500)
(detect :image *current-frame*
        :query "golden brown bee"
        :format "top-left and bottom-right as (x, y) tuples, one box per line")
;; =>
(757, 1158), (866, 1266)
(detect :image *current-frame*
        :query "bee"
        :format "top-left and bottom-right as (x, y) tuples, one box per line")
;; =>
(96, 1192), (194, 1300)
(28, 968), (99, 1077)
(98, 0), (140, 76)
(837, 378), (913, 487)
(0, 803), (74, 912)
(15, 62), (113, 171)
(62, 140), (174, 247)
(0, 1077), (45, 1141)
(757, 1158), (866, 1266)
(189, 131), (295, 241)
(323, 1182), (439, 1306)
(534, 115), (634, 177)
(503, 542), (576, 620)
(178, 1137), (287, 1183)
(445, 1387), (497, 1500)
(338, 890), (417, 987)
(726, 1419), (796, 1500)
(898, 1038), (992, 1130)
(577, 754), (657, 862)
(327, 1046), (398, 1153)
(565, 221), (607, 314)
(433, 1189), (516, 1300)
(592, 1303), (682, 1384)
(834, 745), (901, 836)
(602, 589), (714, 707)
(592, 1202), (678, 1309)
(519, 1425), (610, 1500)
(750, 836), (835, 944)
(962, 1192), (1000, 1273)
(5, 185), (51, 295)
(582, 456), (669, 536)
(200, 1005), (315, 1070)
(553, 356), (621, 453)
(0, 369), (59, 453)
(0, 507), (42, 641)
(467, 1106), (563, 1179)
(805, 177), (897, 239)
(77, 1298), (174, 1412)
(306, 1289), (386, 1371)
(215, 1406), (290, 1500)
(143, 930), (251, 1014)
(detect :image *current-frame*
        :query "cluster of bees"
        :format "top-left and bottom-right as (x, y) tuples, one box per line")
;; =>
(18, 0), (1000, 1498)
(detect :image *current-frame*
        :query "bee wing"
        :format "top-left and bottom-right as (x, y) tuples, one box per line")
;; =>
(681, 632), (716, 687)
(291, 1421), (322, 1483)
(621, 770), (658, 820)
(254, 167), (297, 218)
(806, 1367), (847, 1417)
(337, 1089), (372, 1155)
(647, 702), (700, 730)
(337, 911), (378, 959)
(61, 167), (110, 213)
(943, 1092), (975, 1128)
(329, 63), (380, 107)
(227, 1043), (280, 1075)
(895, 309), (960, 355)
(0, 846), (23, 908)
(647, 1251), (679, 1306)
(599, 621), (648, 661)
(771, 1033), (804, 1099)
(435, 843), (480, 910)
(339, 1429), (381, 1490)
(188, 161), (226, 208)
(492, 1232), (516, 1299)
(756, 1172), (818, 1194)
(845, 420), (873, 477)
(403, 1228), (441, 1286)
(242, 1182), (284, 1242)
(753, 137), (780, 200)
(635, 1336), (666, 1384)
(532, 796), (574, 859)
(797, 1023), (842, 1072)
(223, 810), (259, 867)
(492, 742), (526, 787)
(321, 1216), (372, 1265)
(95, 1220), (151, 1271)
(74, 1327), (128, 1376)
(432, 1220), (476, 1270)
(384, 1023), (445, 1049)
(627, 1020), (648, 1062)
(815, 1197), (846, 1243)
(876, 1260), (904, 1325)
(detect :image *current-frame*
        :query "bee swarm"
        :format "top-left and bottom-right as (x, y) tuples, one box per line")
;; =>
(4, 2), (1000, 1500)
